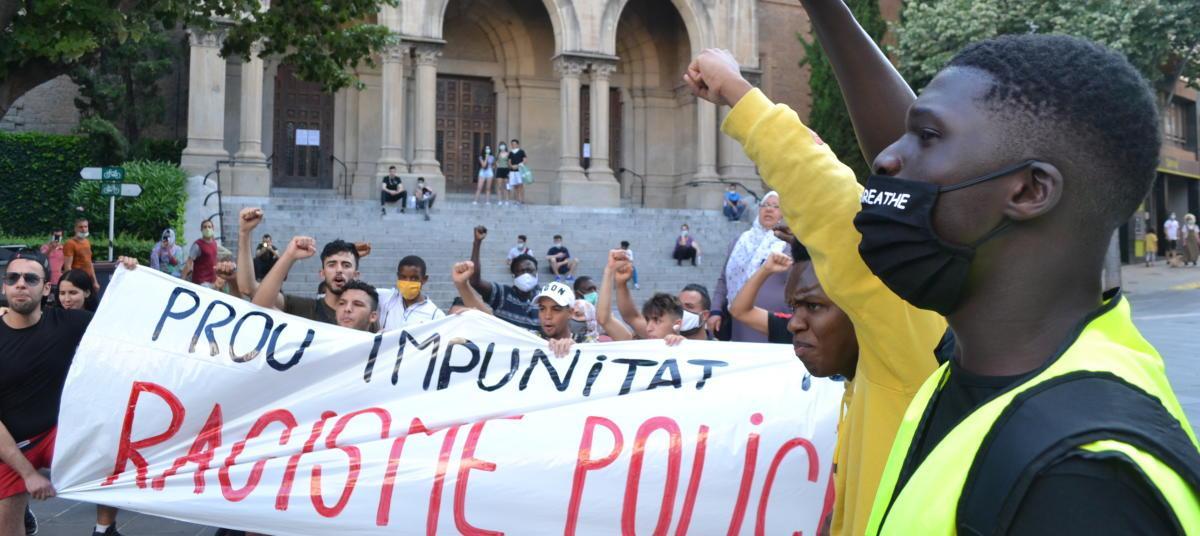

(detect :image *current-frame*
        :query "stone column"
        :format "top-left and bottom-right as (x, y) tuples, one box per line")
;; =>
(587, 61), (618, 184)
(410, 44), (442, 178)
(377, 43), (410, 175)
(553, 56), (617, 206)
(231, 41), (269, 196)
(681, 98), (722, 209)
(180, 28), (231, 178)
(718, 69), (761, 186)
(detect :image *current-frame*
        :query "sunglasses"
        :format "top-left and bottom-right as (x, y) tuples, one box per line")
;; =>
(4, 272), (43, 286)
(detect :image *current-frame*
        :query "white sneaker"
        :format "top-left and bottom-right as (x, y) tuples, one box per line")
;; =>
(472, 201), (479, 205)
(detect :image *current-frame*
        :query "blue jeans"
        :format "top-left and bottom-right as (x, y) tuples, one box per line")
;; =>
(723, 203), (745, 221)
(632, 267), (639, 286)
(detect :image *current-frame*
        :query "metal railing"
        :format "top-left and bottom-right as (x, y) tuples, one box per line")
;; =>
(618, 167), (647, 207)
(330, 155), (351, 199)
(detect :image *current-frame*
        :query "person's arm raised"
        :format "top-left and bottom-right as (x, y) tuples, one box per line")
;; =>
(236, 207), (264, 299)
(253, 236), (314, 309)
(453, 261), (493, 314)
(729, 252), (792, 336)
(596, 251), (634, 341)
(798, 0), (914, 164)
(614, 259), (649, 339)
(468, 226), (491, 298)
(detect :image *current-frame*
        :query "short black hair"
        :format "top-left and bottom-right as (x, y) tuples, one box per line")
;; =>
(397, 255), (428, 278)
(417, 176), (425, 182)
(642, 293), (683, 320)
(946, 34), (1159, 229)
(620, 240), (630, 248)
(510, 253), (538, 274)
(320, 239), (360, 267)
(553, 234), (563, 240)
(573, 276), (595, 294)
(680, 283), (712, 311)
(74, 217), (88, 225)
(262, 233), (272, 240)
(388, 165), (396, 170)
(791, 240), (811, 262)
(511, 139), (519, 144)
(339, 279), (379, 311)
(518, 234), (527, 241)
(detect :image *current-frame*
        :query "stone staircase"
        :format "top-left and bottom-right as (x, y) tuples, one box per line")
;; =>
(221, 189), (751, 309)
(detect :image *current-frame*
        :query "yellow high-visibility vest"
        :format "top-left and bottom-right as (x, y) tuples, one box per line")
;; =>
(866, 292), (1200, 535)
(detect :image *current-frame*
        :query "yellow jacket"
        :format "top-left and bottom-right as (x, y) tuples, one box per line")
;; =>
(722, 89), (946, 536)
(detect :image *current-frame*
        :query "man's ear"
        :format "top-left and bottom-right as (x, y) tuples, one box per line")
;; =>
(1004, 161), (1063, 221)
(370, 311), (379, 324)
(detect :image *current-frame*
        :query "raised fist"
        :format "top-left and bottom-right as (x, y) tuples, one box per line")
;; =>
(287, 236), (317, 260)
(452, 260), (475, 284)
(474, 226), (488, 242)
(762, 252), (794, 274)
(239, 207), (264, 233)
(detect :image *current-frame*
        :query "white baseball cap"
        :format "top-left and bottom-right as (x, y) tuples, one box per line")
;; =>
(535, 281), (574, 307)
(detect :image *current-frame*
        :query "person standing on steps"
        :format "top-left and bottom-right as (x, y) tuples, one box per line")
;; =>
(709, 192), (790, 343)
(620, 240), (639, 290)
(495, 142), (511, 206)
(380, 165), (407, 215)
(474, 145), (495, 205)
(507, 139), (527, 206)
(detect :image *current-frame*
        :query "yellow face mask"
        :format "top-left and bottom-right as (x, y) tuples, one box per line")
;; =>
(396, 280), (422, 301)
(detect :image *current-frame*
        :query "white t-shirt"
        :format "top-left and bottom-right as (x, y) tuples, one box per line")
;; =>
(1165, 219), (1180, 240)
(507, 245), (531, 261)
(376, 288), (446, 332)
(622, 248), (635, 262)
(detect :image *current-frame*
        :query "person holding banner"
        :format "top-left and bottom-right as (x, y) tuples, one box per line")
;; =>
(0, 253), (140, 536)
(688, 2), (1200, 531)
(377, 255), (444, 331)
(684, 49), (947, 536)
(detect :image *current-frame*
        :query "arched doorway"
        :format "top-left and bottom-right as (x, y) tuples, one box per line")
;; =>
(437, 0), (557, 193)
(272, 63), (334, 189)
(614, 0), (697, 207)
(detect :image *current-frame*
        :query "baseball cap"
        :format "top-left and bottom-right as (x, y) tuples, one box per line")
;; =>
(535, 281), (574, 307)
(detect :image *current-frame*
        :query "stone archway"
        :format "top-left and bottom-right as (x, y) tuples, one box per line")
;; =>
(613, 0), (702, 208)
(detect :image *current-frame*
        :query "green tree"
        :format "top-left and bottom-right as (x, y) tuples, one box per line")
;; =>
(69, 20), (178, 144)
(0, 0), (398, 119)
(893, 0), (1200, 92)
(799, 0), (887, 180)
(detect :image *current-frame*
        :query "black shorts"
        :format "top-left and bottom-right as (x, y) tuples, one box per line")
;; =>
(496, 168), (510, 179)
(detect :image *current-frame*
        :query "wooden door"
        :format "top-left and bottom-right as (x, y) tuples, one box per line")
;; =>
(580, 86), (623, 174)
(272, 64), (334, 189)
(436, 76), (495, 192)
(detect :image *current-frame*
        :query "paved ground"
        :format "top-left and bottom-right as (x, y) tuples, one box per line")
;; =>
(27, 264), (1200, 535)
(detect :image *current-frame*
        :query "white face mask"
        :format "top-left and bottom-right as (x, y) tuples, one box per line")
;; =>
(514, 273), (539, 292)
(517, 242), (526, 249)
(678, 310), (701, 333)
(681, 229), (689, 237)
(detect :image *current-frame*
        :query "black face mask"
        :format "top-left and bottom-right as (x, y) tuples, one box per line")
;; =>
(852, 160), (1034, 315)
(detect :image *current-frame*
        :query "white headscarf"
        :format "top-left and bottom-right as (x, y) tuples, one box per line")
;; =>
(724, 191), (786, 303)
(573, 299), (600, 338)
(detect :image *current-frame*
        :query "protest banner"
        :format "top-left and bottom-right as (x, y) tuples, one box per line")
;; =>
(52, 267), (842, 535)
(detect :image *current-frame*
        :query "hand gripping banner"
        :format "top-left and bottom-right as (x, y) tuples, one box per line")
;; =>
(52, 268), (842, 535)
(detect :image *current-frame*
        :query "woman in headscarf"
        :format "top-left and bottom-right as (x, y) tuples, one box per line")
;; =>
(571, 299), (601, 342)
(150, 228), (184, 278)
(710, 191), (789, 342)
(1183, 213), (1200, 266)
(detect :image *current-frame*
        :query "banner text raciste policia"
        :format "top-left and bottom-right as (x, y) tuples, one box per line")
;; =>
(52, 268), (841, 535)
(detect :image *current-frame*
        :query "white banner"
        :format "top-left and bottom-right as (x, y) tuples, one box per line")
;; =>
(52, 268), (842, 535)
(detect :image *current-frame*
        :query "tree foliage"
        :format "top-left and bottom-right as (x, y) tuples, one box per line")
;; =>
(69, 19), (178, 144)
(893, 0), (1200, 91)
(0, 0), (398, 117)
(799, 0), (887, 180)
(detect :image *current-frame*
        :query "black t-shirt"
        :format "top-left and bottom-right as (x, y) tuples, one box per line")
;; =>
(0, 308), (93, 442)
(767, 312), (791, 344)
(547, 246), (570, 261)
(509, 148), (526, 166)
(899, 359), (1175, 534)
(382, 175), (403, 190)
(283, 295), (337, 325)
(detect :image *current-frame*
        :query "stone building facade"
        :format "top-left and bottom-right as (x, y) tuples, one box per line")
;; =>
(176, 0), (812, 208)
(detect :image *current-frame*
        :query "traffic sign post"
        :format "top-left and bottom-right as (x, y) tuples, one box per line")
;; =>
(79, 166), (137, 261)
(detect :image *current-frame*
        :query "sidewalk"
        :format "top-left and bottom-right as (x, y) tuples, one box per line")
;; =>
(1119, 261), (1200, 296)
